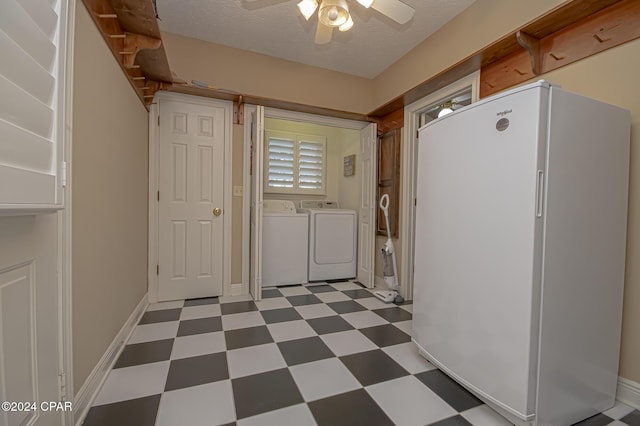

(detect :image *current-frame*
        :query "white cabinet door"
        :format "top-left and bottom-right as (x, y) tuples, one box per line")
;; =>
(0, 0), (72, 211)
(158, 99), (227, 301)
(0, 215), (64, 426)
(356, 123), (376, 288)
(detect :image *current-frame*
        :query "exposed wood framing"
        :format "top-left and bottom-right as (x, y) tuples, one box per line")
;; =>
(368, 0), (629, 117)
(373, 108), (404, 135)
(83, 0), (637, 119)
(168, 84), (370, 122)
(481, 0), (640, 97)
(82, 0), (173, 108)
(234, 96), (245, 126)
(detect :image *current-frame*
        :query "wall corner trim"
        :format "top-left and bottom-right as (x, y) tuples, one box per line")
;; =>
(73, 294), (149, 425)
(617, 376), (640, 410)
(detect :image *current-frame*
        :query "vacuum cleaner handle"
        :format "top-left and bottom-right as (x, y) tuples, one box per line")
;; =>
(379, 193), (390, 214)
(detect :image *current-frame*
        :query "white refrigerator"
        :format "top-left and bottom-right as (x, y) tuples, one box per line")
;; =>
(412, 81), (630, 426)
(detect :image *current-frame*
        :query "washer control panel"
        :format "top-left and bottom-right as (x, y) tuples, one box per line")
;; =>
(263, 199), (297, 213)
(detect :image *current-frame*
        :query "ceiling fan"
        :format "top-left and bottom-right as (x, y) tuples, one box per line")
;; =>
(248, 0), (415, 45)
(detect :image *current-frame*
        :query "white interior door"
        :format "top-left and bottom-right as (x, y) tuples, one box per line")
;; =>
(357, 123), (377, 287)
(249, 106), (264, 301)
(158, 99), (226, 301)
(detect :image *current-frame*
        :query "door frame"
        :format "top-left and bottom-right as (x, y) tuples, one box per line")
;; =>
(148, 92), (233, 302)
(399, 71), (480, 300)
(241, 106), (374, 296)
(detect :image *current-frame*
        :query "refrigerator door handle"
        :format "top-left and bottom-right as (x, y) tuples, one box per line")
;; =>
(536, 170), (544, 217)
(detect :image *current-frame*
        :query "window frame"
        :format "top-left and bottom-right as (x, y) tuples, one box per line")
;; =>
(263, 130), (327, 196)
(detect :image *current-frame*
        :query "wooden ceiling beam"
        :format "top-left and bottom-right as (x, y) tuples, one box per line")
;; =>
(81, 0), (174, 108)
(481, 0), (640, 97)
(368, 0), (629, 117)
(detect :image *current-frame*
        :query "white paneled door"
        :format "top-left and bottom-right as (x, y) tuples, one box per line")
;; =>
(357, 123), (377, 288)
(158, 100), (226, 301)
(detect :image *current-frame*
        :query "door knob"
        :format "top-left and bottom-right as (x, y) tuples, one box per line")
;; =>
(213, 208), (222, 216)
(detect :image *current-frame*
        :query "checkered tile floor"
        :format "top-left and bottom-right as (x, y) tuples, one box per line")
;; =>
(83, 282), (639, 426)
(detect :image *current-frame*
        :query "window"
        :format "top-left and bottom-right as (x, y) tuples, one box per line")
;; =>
(0, 0), (71, 210)
(264, 130), (326, 195)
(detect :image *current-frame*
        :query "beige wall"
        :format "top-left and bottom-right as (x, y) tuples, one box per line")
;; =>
(72, 3), (149, 392)
(537, 38), (640, 384)
(162, 32), (374, 114)
(231, 124), (244, 284)
(263, 118), (360, 205)
(337, 133), (360, 212)
(372, 0), (566, 107)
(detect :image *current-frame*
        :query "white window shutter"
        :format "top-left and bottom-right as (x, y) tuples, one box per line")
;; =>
(298, 139), (324, 191)
(267, 136), (295, 189)
(0, 0), (71, 210)
(264, 131), (326, 195)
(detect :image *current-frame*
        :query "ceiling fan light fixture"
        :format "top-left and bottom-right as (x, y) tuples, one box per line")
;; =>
(297, 0), (319, 20)
(339, 15), (353, 31)
(356, 0), (374, 8)
(318, 0), (349, 27)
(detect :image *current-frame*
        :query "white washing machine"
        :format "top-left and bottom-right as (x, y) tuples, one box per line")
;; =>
(298, 201), (357, 281)
(262, 200), (309, 287)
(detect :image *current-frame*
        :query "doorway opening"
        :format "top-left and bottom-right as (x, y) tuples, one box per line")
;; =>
(400, 72), (480, 301)
(242, 107), (377, 300)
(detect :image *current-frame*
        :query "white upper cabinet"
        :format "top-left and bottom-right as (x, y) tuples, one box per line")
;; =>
(0, 0), (73, 213)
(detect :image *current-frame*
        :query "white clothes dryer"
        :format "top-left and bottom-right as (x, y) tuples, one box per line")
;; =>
(298, 201), (357, 282)
(262, 200), (309, 287)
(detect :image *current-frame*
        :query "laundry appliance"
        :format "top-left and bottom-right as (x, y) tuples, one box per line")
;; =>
(298, 201), (357, 281)
(262, 199), (309, 287)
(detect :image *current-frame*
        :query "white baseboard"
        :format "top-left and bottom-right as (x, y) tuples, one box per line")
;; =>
(74, 294), (148, 425)
(617, 376), (640, 409)
(230, 282), (243, 296)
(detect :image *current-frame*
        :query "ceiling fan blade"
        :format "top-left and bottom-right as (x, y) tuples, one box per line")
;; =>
(371, 0), (415, 24)
(315, 22), (333, 44)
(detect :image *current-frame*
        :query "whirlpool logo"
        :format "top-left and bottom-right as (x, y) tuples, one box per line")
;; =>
(496, 109), (512, 117)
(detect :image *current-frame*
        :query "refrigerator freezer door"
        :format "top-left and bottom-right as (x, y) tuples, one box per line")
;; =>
(412, 85), (548, 419)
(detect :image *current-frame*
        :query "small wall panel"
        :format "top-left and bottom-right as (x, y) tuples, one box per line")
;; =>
(359, 221), (371, 271)
(198, 146), (213, 203)
(172, 143), (187, 202)
(0, 262), (37, 426)
(171, 221), (186, 279)
(197, 115), (214, 137)
(198, 221), (212, 278)
(361, 140), (371, 207)
(171, 112), (187, 135)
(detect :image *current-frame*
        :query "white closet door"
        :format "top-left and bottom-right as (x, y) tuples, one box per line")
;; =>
(357, 123), (377, 288)
(158, 99), (227, 301)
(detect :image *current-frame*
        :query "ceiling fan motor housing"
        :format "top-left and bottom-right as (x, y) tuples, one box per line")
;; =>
(318, 0), (349, 27)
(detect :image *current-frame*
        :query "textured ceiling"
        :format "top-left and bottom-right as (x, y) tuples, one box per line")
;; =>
(156, 0), (475, 78)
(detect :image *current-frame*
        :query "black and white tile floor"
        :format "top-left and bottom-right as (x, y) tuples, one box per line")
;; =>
(84, 281), (639, 426)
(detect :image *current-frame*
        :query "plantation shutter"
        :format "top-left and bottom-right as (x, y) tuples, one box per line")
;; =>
(0, 0), (70, 209)
(298, 139), (324, 191)
(264, 131), (326, 195)
(267, 136), (295, 189)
